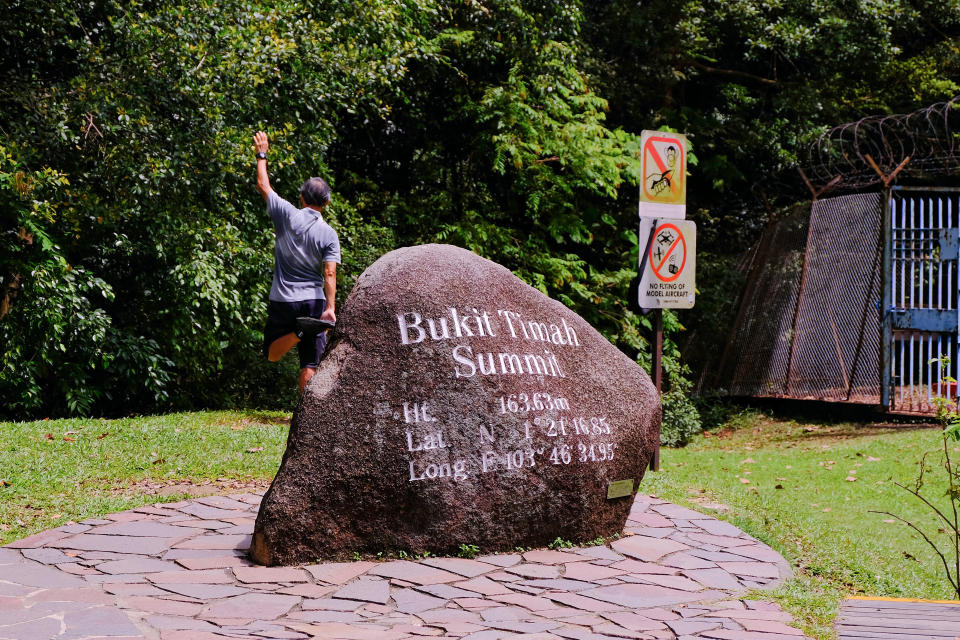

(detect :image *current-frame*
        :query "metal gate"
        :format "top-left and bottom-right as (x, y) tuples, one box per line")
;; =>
(883, 187), (960, 413)
(699, 186), (960, 416)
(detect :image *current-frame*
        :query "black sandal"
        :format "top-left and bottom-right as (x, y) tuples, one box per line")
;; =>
(296, 316), (335, 339)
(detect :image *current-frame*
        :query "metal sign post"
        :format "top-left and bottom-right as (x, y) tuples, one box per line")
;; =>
(653, 309), (663, 394)
(650, 307), (662, 472)
(636, 218), (664, 394)
(636, 130), (691, 473)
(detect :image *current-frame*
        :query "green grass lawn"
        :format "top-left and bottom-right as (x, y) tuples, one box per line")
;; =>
(645, 407), (960, 639)
(2, 407), (958, 640)
(0, 411), (289, 546)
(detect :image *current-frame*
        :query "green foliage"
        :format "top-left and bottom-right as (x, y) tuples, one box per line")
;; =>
(0, 0), (404, 416)
(547, 537), (575, 549)
(584, 0), (960, 384)
(0, 147), (162, 416)
(661, 378), (704, 447)
(694, 393), (747, 432)
(4, 0), (959, 417)
(456, 543), (480, 559)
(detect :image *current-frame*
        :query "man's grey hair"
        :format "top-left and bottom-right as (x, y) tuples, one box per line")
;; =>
(300, 177), (331, 207)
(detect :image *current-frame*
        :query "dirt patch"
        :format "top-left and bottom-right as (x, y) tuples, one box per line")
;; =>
(704, 427), (738, 439)
(214, 411), (291, 429)
(702, 417), (941, 451)
(689, 497), (731, 513)
(781, 421), (940, 445)
(118, 478), (272, 498)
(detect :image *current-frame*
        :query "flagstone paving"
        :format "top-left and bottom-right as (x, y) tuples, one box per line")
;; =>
(0, 494), (809, 639)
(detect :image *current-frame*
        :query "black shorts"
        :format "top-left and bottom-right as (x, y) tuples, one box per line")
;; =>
(263, 299), (327, 368)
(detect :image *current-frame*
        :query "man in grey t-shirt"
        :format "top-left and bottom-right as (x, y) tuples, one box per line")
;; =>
(254, 130), (341, 393)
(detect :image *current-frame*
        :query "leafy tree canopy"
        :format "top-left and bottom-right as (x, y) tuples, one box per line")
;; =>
(2, 0), (958, 418)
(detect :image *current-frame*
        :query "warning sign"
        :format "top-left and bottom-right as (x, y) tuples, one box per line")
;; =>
(641, 131), (686, 204)
(638, 219), (696, 309)
(638, 130), (687, 220)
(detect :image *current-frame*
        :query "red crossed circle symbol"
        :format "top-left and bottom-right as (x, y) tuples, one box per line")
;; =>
(648, 223), (686, 283)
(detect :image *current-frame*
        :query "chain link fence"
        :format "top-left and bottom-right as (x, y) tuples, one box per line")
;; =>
(704, 193), (883, 405)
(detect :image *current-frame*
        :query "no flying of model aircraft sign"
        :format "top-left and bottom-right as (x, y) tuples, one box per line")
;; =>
(638, 218), (696, 309)
(638, 129), (687, 220)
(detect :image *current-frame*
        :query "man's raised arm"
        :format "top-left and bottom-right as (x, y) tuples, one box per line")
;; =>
(254, 131), (272, 201)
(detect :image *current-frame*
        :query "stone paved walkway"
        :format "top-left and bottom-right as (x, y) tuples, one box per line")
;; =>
(1, 493), (810, 640)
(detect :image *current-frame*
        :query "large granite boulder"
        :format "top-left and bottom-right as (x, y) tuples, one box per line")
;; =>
(250, 244), (660, 565)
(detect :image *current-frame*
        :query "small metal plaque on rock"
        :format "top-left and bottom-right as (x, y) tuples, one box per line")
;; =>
(607, 479), (634, 499)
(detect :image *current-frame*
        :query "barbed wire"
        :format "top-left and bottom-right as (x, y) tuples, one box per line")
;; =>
(802, 96), (960, 193)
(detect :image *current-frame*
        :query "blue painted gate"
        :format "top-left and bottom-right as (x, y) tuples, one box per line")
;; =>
(883, 187), (960, 413)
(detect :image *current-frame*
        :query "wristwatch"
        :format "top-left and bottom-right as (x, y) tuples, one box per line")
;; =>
(255, 151), (267, 160)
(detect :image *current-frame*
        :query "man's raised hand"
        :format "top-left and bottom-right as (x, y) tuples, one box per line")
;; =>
(254, 131), (269, 154)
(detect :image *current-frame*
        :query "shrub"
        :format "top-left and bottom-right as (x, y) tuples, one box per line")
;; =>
(660, 384), (703, 447)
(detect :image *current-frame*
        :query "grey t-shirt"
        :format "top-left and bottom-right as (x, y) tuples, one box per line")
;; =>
(267, 190), (341, 302)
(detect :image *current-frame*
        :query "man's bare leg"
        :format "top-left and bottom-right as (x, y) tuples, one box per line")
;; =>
(299, 367), (316, 393)
(268, 333), (299, 362)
